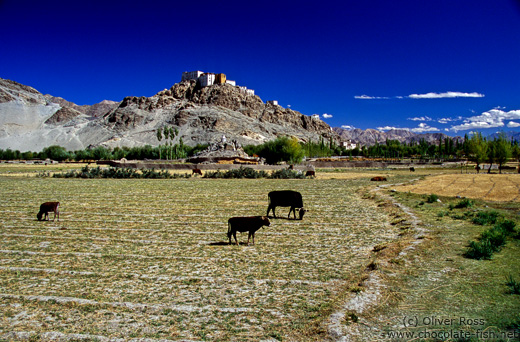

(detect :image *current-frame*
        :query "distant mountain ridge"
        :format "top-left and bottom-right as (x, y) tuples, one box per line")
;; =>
(333, 127), (464, 147)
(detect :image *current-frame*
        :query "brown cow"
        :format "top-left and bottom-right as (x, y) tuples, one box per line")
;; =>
(37, 202), (60, 221)
(305, 170), (316, 177)
(227, 216), (271, 246)
(370, 176), (387, 181)
(192, 168), (203, 176)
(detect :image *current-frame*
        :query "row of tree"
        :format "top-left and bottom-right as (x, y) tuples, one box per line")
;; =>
(0, 132), (518, 170)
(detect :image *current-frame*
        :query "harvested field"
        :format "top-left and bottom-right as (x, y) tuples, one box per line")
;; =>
(0, 176), (402, 341)
(394, 173), (520, 202)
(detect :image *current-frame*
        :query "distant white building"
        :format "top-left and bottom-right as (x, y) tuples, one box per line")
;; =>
(267, 100), (278, 106)
(342, 140), (357, 150)
(226, 80), (236, 86)
(311, 114), (320, 120)
(199, 73), (215, 87)
(239, 86), (254, 96)
(181, 70), (203, 81)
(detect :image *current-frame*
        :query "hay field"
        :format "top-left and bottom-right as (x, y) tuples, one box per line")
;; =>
(0, 176), (401, 341)
(394, 173), (520, 202)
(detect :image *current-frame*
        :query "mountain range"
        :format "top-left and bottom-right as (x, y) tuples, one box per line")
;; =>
(0, 77), (472, 153)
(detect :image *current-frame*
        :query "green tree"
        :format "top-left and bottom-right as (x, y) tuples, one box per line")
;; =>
(512, 143), (520, 173)
(156, 127), (163, 159)
(486, 139), (496, 173)
(41, 145), (70, 161)
(494, 133), (512, 174)
(468, 132), (488, 173)
(254, 136), (304, 164)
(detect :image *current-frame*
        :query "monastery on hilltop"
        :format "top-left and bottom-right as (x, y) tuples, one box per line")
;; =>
(181, 70), (255, 96)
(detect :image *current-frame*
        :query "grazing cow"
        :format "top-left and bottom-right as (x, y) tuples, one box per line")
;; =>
(267, 190), (306, 220)
(192, 168), (203, 176)
(409, 167), (415, 172)
(370, 176), (387, 181)
(37, 202), (60, 221)
(227, 216), (271, 245)
(305, 170), (316, 177)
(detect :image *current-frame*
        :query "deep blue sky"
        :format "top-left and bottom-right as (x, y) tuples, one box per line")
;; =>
(2, 0), (520, 136)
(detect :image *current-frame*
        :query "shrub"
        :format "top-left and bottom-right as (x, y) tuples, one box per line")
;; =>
(464, 240), (494, 260)
(453, 198), (473, 209)
(269, 168), (305, 179)
(506, 275), (520, 295)
(426, 194), (439, 203)
(472, 210), (500, 225)
(479, 227), (507, 252)
(497, 219), (516, 234)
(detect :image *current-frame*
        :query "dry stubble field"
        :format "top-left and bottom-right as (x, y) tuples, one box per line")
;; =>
(0, 175), (402, 341)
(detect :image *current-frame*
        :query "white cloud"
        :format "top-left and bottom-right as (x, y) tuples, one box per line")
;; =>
(408, 91), (485, 99)
(410, 123), (440, 133)
(377, 126), (410, 132)
(408, 116), (432, 121)
(377, 123), (439, 133)
(507, 121), (520, 128)
(355, 91), (484, 100)
(341, 125), (356, 130)
(438, 116), (463, 124)
(322, 113), (333, 119)
(354, 95), (390, 100)
(449, 109), (520, 132)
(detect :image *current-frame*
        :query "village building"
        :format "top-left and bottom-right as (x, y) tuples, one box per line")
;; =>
(199, 73), (215, 87)
(181, 70), (203, 81)
(342, 139), (357, 150)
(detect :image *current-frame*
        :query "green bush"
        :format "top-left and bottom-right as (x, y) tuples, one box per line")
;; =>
(453, 198), (473, 209)
(472, 210), (500, 225)
(506, 275), (520, 295)
(464, 240), (494, 260)
(479, 227), (507, 252)
(203, 167), (304, 179)
(426, 194), (439, 203)
(53, 166), (190, 179)
(269, 168), (305, 179)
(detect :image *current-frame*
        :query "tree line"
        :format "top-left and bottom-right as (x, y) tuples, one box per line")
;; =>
(0, 132), (518, 170)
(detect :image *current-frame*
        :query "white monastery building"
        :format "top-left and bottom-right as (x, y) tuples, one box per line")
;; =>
(181, 70), (252, 95)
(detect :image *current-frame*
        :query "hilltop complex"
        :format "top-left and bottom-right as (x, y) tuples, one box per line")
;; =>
(181, 70), (255, 96)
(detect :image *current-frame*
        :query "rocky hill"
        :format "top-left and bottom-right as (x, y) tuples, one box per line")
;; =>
(0, 78), (337, 152)
(333, 127), (463, 146)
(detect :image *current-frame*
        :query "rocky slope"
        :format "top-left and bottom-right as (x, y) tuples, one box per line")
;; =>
(333, 127), (463, 146)
(102, 80), (336, 148)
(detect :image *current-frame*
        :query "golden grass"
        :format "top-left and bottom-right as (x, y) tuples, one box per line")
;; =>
(395, 173), (520, 202)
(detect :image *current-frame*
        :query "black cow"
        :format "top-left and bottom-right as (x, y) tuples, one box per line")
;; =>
(409, 167), (415, 172)
(267, 190), (306, 220)
(227, 216), (271, 245)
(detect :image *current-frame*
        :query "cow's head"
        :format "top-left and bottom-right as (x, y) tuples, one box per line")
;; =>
(261, 216), (271, 226)
(298, 208), (307, 220)
(37, 212), (43, 221)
